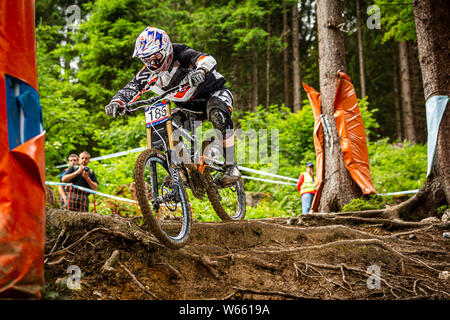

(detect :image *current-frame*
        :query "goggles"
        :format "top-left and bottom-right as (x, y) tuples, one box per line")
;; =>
(142, 52), (163, 69)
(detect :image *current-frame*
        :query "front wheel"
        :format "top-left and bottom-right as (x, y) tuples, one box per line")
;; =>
(134, 149), (192, 249)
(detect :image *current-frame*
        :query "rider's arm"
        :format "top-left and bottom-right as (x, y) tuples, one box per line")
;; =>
(174, 44), (217, 73)
(164, 44), (219, 103)
(110, 66), (156, 106)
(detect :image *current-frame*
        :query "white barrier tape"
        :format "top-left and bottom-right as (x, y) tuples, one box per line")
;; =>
(241, 175), (297, 186)
(378, 189), (419, 196)
(240, 176), (419, 197)
(238, 166), (298, 182)
(46, 181), (190, 208)
(45, 181), (137, 204)
(55, 147), (146, 168)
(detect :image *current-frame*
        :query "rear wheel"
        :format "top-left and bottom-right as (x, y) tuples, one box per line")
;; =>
(201, 140), (246, 221)
(134, 149), (192, 249)
(204, 170), (246, 221)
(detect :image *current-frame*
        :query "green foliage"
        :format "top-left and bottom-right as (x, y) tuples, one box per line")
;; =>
(373, 0), (416, 42)
(190, 195), (221, 222)
(341, 195), (387, 212)
(245, 199), (296, 220)
(358, 97), (380, 140)
(436, 205), (448, 216)
(93, 114), (147, 153)
(87, 153), (137, 194)
(36, 25), (95, 175)
(368, 138), (427, 193)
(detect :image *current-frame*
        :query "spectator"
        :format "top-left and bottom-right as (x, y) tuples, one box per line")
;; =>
(297, 162), (316, 214)
(58, 153), (79, 209)
(61, 151), (98, 212)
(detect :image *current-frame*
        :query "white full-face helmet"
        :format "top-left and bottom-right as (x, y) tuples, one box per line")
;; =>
(133, 26), (173, 73)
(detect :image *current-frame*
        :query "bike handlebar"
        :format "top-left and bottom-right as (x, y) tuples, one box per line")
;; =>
(124, 78), (192, 113)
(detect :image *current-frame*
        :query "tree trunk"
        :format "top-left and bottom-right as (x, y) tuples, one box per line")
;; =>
(316, 0), (362, 212)
(247, 72), (252, 112)
(387, 0), (450, 220)
(392, 49), (402, 140)
(282, 0), (290, 109)
(231, 63), (242, 111)
(252, 51), (259, 111)
(407, 41), (427, 144)
(356, 0), (366, 99)
(398, 41), (417, 143)
(292, 2), (302, 112)
(413, 0), (450, 205)
(266, 13), (271, 110)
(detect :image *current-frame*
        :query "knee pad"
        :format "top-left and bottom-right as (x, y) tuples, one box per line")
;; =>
(209, 108), (234, 139)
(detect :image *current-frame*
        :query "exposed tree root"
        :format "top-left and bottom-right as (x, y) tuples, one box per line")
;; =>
(119, 262), (160, 300)
(224, 286), (316, 300)
(382, 171), (448, 221)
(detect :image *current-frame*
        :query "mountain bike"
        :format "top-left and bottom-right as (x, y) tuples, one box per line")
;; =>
(125, 83), (246, 249)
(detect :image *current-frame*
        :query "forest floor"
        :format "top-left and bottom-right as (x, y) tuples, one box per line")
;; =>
(43, 207), (450, 300)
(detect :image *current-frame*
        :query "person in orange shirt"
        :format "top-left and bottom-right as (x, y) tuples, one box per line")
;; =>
(297, 162), (316, 214)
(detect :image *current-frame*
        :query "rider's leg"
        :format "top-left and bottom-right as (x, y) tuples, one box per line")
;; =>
(209, 108), (234, 163)
(206, 90), (240, 184)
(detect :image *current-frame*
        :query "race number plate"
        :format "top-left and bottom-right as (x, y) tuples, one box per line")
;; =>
(145, 101), (169, 127)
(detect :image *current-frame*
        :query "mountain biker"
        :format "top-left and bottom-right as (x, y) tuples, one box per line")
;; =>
(104, 26), (240, 185)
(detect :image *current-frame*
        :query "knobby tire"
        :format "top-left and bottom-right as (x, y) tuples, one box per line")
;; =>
(134, 149), (192, 249)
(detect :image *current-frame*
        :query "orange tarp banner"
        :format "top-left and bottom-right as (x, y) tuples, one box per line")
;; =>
(0, 0), (46, 298)
(334, 72), (376, 195)
(302, 83), (324, 212)
(302, 72), (376, 210)
(0, 0), (38, 89)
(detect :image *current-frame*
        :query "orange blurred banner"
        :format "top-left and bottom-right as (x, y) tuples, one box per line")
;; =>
(0, 0), (46, 298)
(334, 72), (377, 195)
(303, 72), (376, 211)
(302, 83), (324, 212)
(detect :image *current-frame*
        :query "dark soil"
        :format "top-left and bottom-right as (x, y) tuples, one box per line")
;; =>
(43, 208), (450, 300)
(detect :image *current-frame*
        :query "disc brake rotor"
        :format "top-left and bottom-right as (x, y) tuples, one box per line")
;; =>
(161, 183), (178, 212)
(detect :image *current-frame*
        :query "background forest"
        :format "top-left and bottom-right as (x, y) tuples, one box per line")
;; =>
(37, 0), (428, 219)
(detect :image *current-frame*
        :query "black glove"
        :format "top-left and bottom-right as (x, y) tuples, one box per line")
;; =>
(105, 101), (124, 118)
(184, 68), (206, 87)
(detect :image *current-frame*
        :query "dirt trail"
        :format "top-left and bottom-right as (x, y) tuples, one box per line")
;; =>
(43, 208), (450, 300)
